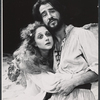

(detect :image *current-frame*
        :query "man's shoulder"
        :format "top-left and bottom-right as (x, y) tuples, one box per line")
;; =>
(72, 26), (85, 33)
(65, 25), (86, 37)
(65, 25), (86, 33)
(65, 23), (98, 40)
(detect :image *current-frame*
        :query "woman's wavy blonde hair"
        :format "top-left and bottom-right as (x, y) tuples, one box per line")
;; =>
(13, 22), (54, 75)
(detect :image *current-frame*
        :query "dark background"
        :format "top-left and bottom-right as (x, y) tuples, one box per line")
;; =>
(3, 0), (98, 54)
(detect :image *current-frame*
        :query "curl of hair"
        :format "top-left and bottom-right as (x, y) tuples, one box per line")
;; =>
(8, 62), (20, 82)
(8, 40), (29, 82)
(12, 21), (54, 76)
(14, 45), (54, 74)
(20, 21), (44, 40)
(12, 41), (54, 75)
(22, 54), (54, 74)
(13, 40), (29, 58)
(25, 44), (54, 74)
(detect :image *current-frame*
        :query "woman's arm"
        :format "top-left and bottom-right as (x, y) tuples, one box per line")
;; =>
(24, 77), (41, 96)
(29, 72), (72, 93)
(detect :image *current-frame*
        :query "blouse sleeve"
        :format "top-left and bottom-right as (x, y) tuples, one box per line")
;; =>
(30, 72), (72, 93)
(40, 72), (61, 93)
(78, 28), (98, 74)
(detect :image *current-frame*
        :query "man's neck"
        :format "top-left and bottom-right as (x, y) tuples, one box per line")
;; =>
(55, 24), (66, 43)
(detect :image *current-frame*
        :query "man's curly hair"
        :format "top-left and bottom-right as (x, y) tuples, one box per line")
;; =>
(32, 0), (67, 22)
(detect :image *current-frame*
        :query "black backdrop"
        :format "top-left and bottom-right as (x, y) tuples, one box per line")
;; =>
(3, 0), (98, 54)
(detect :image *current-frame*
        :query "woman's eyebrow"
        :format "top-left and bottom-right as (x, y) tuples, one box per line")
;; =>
(45, 31), (49, 34)
(37, 32), (42, 35)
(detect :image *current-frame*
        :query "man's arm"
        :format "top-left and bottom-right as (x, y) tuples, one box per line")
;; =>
(57, 70), (98, 96)
(57, 26), (98, 96)
(74, 70), (98, 87)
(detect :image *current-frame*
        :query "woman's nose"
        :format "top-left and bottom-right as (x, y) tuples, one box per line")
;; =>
(46, 38), (49, 41)
(45, 36), (49, 41)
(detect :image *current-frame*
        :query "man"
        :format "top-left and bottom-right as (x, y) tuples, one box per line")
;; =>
(32, 0), (98, 99)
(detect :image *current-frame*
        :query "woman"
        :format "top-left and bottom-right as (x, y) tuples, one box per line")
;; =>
(8, 22), (95, 100)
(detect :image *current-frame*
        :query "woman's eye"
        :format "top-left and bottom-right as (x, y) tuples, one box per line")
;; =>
(38, 34), (43, 39)
(45, 32), (51, 36)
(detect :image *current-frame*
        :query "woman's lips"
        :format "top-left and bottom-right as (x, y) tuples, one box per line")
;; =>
(45, 42), (51, 45)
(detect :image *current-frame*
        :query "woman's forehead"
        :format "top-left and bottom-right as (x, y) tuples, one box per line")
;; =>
(36, 26), (48, 34)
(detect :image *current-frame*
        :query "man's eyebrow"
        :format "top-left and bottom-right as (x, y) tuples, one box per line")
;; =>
(41, 11), (45, 15)
(49, 8), (55, 11)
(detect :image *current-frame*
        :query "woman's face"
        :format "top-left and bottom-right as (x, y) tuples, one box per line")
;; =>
(35, 26), (54, 50)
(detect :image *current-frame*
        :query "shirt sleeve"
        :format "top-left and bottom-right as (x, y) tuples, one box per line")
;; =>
(78, 28), (98, 74)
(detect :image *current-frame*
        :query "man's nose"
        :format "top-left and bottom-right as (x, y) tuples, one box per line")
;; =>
(47, 12), (52, 19)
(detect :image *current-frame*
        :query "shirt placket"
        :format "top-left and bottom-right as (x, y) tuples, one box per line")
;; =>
(56, 38), (66, 69)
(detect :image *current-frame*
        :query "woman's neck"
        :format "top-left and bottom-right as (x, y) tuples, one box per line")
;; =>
(40, 49), (49, 58)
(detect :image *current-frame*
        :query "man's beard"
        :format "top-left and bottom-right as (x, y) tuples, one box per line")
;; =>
(46, 17), (63, 33)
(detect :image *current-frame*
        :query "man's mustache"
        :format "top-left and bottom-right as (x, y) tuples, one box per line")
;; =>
(48, 17), (58, 25)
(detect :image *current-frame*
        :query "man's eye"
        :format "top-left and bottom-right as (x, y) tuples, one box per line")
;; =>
(41, 12), (47, 17)
(50, 10), (55, 13)
(38, 34), (43, 39)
